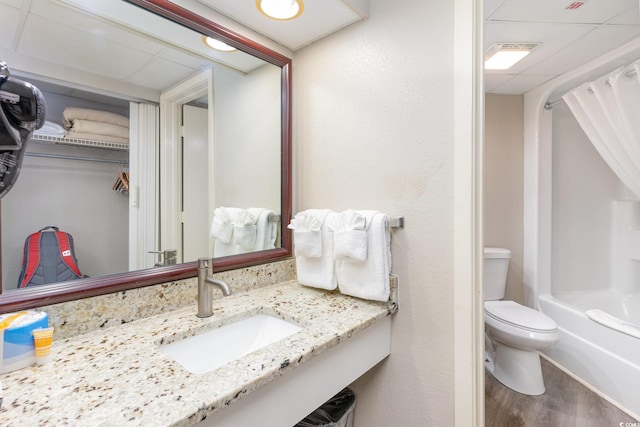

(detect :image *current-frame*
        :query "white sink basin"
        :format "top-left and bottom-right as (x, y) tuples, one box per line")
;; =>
(160, 314), (302, 375)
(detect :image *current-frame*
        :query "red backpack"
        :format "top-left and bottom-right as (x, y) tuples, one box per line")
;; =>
(17, 226), (83, 288)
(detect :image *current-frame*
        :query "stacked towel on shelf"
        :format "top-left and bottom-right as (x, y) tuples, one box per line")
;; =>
(210, 207), (279, 256)
(62, 107), (130, 145)
(33, 121), (66, 137)
(290, 209), (392, 301)
(288, 209), (337, 290)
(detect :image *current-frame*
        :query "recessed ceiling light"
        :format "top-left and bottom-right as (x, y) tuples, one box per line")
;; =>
(484, 43), (539, 70)
(202, 36), (236, 52)
(256, 0), (304, 20)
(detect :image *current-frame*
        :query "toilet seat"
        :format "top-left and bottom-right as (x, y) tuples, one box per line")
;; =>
(485, 300), (557, 332)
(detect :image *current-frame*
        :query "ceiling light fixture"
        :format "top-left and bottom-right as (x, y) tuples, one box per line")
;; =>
(484, 43), (539, 70)
(202, 36), (236, 52)
(256, 0), (304, 20)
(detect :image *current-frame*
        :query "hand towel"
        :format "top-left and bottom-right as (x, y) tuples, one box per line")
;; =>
(335, 211), (391, 302)
(248, 208), (279, 251)
(293, 209), (337, 290)
(326, 209), (369, 261)
(288, 212), (324, 258)
(211, 207), (244, 257)
(233, 209), (258, 251)
(210, 207), (234, 243)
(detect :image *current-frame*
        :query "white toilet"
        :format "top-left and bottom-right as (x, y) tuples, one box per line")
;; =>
(483, 247), (559, 395)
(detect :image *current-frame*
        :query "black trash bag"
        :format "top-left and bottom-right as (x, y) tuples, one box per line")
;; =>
(296, 388), (356, 427)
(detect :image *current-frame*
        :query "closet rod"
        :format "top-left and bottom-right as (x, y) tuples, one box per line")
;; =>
(26, 152), (127, 164)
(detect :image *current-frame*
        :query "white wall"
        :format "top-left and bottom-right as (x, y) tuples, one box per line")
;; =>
(551, 102), (625, 294)
(294, 0), (457, 424)
(484, 94), (524, 303)
(214, 64), (281, 211)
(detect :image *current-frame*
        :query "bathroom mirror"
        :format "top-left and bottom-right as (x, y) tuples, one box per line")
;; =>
(0, 0), (292, 312)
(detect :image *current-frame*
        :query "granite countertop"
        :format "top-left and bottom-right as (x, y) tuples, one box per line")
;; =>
(0, 281), (392, 426)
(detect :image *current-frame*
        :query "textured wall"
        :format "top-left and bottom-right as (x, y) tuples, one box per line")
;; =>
(293, 0), (456, 424)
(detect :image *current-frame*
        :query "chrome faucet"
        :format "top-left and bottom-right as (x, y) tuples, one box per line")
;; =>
(197, 257), (232, 318)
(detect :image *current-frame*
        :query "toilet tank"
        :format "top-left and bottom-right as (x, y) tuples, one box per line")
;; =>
(483, 247), (511, 301)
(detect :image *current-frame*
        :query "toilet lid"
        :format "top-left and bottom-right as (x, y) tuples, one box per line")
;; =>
(484, 301), (557, 332)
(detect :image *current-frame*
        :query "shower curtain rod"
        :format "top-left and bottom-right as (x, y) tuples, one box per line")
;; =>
(26, 152), (128, 164)
(544, 68), (639, 110)
(544, 98), (564, 110)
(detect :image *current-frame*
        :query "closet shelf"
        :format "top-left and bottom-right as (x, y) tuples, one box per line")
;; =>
(31, 135), (129, 151)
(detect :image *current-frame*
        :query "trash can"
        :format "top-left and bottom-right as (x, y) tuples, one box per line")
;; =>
(295, 388), (356, 427)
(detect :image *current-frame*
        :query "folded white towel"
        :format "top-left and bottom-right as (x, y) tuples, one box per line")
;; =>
(249, 208), (278, 251)
(293, 209), (336, 290)
(68, 119), (129, 139)
(210, 207), (234, 243)
(34, 121), (66, 137)
(335, 211), (391, 302)
(62, 107), (130, 128)
(211, 207), (245, 257)
(327, 210), (370, 261)
(235, 224), (257, 250)
(289, 212), (324, 257)
(233, 209), (258, 251)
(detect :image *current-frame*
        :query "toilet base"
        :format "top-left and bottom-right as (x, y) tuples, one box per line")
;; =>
(489, 340), (546, 395)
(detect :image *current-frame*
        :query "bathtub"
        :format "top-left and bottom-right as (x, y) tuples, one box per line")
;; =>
(538, 292), (640, 418)
(522, 36), (640, 421)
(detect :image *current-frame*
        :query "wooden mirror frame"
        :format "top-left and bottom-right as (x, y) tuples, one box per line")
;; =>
(0, 0), (292, 313)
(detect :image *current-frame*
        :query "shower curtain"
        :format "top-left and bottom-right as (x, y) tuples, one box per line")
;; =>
(562, 61), (640, 199)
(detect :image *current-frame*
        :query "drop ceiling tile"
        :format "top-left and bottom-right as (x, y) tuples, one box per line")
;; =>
(484, 73), (515, 92)
(18, 14), (153, 80)
(485, 22), (595, 74)
(197, 0), (363, 50)
(490, 74), (555, 95)
(608, 6), (640, 25)
(490, 0), (637, 24)
(29, 0), (165, 55)
(158, 47), (210, 70)
(485, 0), (508, 19)
(524, 25), (640, 75)
(0, 3), (21, 49)
(0, 0), (23, 8)
(127, 56), (198, 90)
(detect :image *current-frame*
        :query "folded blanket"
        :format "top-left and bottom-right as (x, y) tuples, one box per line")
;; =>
(67, 119), (129, 139)
(62, 107), (129, 128)
(64, 131), (129, 146)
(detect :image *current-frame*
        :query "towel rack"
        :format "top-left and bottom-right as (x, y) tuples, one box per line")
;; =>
(388, 274), (399, 313)
(389, 216), (404, 229)
(387, 219), (402, 312)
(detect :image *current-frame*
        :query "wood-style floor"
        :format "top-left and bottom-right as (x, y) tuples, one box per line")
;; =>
(485, 358), (639, 427)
